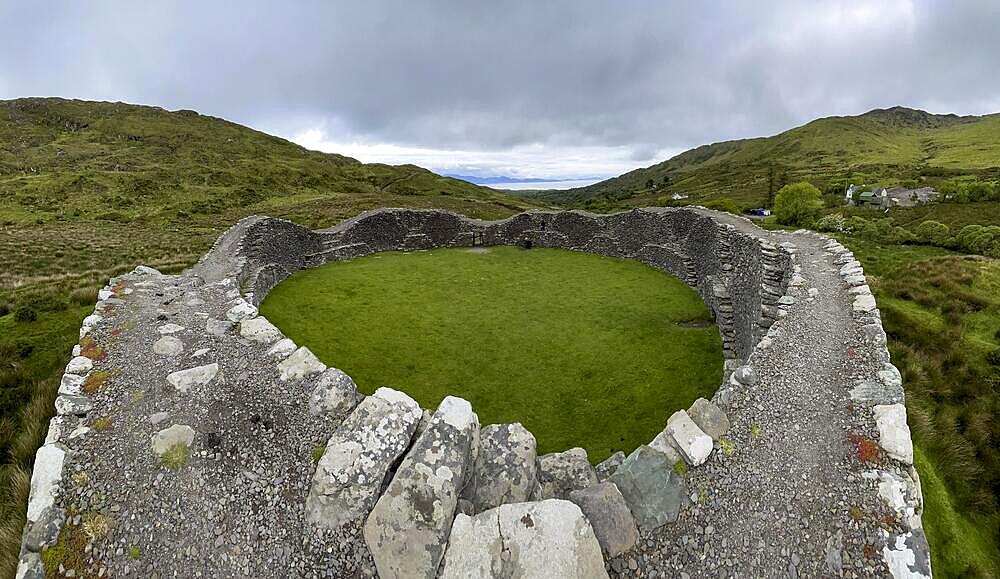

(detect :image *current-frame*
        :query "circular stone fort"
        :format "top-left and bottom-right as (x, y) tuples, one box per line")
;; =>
(17, 207), (931, 578)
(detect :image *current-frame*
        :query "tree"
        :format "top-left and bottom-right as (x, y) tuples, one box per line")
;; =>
(914, 220), (950, 246)
(773, 182), (823, 226)
(645, 178), (655, 190)
(766, 164), (775, 207)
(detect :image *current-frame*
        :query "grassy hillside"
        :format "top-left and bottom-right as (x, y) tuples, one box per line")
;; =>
(537, 107), (1000, 209)
(0, 97), (541, 576)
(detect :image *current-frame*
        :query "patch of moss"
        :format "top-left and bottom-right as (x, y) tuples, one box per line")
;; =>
(82, 370), (110, 394)
(161, 443), (189, 470)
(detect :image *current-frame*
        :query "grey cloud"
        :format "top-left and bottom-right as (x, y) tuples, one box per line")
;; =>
(1, 1), (999, 161)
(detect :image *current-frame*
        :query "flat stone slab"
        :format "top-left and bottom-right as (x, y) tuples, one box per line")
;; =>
(277, 347), (325, 381)
(440, 499), (608, 579)
(666, 409), (713, 466)
(535, 447), (598, 499)
(239, 316), (283, 343)
(152, 335), (185, 357)
(462, 423), (538, 512)
(26, 445), (65, 522)
(306, 387), (423, 529)
(65, 356), (93, 375)
(157, 323), (185, 335)
(166, 363), (219, 393)
(364, 396), (479, 579)
(610, 445), (685, 530)
(225, 300), (258, 322)
(151, 424), (196, 455)
(55, 395), (92, 416)
(874, 404), (914, 464)
(687, 397), (730, 441)
(266, 338), (296, 358)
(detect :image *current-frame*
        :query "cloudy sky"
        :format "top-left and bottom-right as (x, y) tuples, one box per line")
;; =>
(2, 1), (999, 182)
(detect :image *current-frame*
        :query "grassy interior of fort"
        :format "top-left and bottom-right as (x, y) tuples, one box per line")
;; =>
(260, 246), (724, 462)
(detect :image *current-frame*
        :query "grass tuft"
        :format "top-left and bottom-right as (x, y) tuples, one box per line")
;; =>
(161, 443), (189, 470)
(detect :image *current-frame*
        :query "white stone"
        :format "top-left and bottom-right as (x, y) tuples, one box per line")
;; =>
(153, 335), (185, 357)
(44, 416), (65, 445)
(278, 347), (325, 381)
(437, 396), (477, 430)
(440, 512), (503, 578)
(853, 294), (878, 313)
(55, 395), (92, 415)
(497, 500), (608, 579)
(874, 404), (914, 464)
(149, 412), (170, 425)
(98, 289), (113, 301)
(71, 344), (81, 357)
(226, 301), (259, 322)
(58, 373), (85, 396)
(192, 348), (210, 358)
(151, 424), (196, 456)
(807, 287), (819, 298)
(65, 356), (93, 375)
(849, 284), (872, 295)
(157, 323), (185, 335)
(648, 429), (682, 464)
(308, 368), (360, 417)
(82, 314), (102, 329)
(266, 338), (296, 359)
(239, 316), (283, 344)
(883, 533), (932, 579)
(166, 363), (219, 393)
(27, 445), (65, 522)
(666, 410), (713, 466)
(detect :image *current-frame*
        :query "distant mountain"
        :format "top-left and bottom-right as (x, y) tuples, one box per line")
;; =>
(0, 98), (536, 226)
(536, 106), (1000, 208)
(443, 174), (603, 185)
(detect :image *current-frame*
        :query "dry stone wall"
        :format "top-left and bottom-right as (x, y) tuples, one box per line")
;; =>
(16, 207), (931, 578)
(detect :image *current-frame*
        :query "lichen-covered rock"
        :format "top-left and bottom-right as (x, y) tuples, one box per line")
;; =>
(26, 445), (64, 522)
(277, 346), (325, 381)
(166, 363), (219, 393)
(535, 447), (598, 499)
(24, 506), (64, 551)
(363, 396), (480, 579)
(883, 530), (932, 579)
(687, 397), (730, 441)
(595, 451), (625, 481)
(609, 445), (684, 530)
(462, 422), (538, 512)
(440, 499), (609, 579)
(58, 373), (85, 396)
(568, 482), (639, 558)
(307, 368), (361, 417)
(151, 424), (196, 455)
(648, 429), (683, 464)
(15, 553), (44, 579)
(265, 337), (296, 358)
(54, 395), (92, 416)
(65, 356), (93, 375)
(733, 364), (758, 385)
(239, 316), (283, 343)
(874, 404), (914, 464)
(225, 300), (258, 322)
(666, 409), (713, 466)
(306, 387), (423, 529)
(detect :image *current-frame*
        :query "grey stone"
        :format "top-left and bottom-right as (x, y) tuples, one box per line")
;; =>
(151, 424), (196, 456)
(733, 365), (758, 385)
(306, 388), (423, 529)
(666, 410), (713, 466)
(609, 445), (685, 530)
(568, 482), (639, 558)
(265, 338), (296, 358)
(157, 322), (185, 335)
(535, 447), (599, 499)
(148, 412), (170, 426)
(206, 318), (235, 336)
(883, 530), (932, 579)
(225, 300), (258, 322)
(65, 356), (93, 375)
(364, 396), (479, 579)
(58, 373), (85, 396)
(308, 368), (361, 417)
(440, 500), (608, 579)
(152, 335), (184, 357)
(648, 429), (683, 465)
(24, 506), (64, 551)
(27, 445), (65, 522)
(595, 451), (626, 481)
(15, 552), (44, 579)
(874, 404), (914, 464)
(687, 397), (730, 441)
(239, 316), (283, 343)
(166, 363), (219, 393)
(54, 395), (92, 416)
(277, 347), (326, 381)
(462, 423), (538, 512)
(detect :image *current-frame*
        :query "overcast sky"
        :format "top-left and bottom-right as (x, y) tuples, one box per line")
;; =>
(2, 1), (999, 180)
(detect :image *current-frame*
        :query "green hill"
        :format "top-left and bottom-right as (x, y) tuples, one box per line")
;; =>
(538, 106), (1000, 208)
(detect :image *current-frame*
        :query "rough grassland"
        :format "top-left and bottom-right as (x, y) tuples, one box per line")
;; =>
(261, 247), (723, 462)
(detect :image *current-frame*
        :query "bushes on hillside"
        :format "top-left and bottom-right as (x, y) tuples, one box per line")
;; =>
(774, 182), (823, 226)
(834, 213), (1000, 258)
(702, 197), (741, 215)
(915, 220), (951, 246)
(815, 213), (846, 233)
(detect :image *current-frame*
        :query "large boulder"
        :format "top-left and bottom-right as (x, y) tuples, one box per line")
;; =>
(609, 445), (685, 530)
(307, 368), (361, 417)
(439, 499), (609, 579)
(277, 347), (326, 381)
(569, 482), (639, 558)
(26, 445), (65, 522)
(239, 316), (283, 344)
(535, 447), (598, 499)
(306, 387), (422, 529)
(666, 409), (713, 466)
(363, 396), (480, 579)
(462, 423), (538, 512)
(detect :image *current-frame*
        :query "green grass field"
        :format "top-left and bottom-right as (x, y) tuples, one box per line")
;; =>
(260, 246), (723, 461)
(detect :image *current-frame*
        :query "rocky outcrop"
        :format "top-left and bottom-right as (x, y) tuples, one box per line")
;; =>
(535, 447), (599, 500)
(363, 396), (480, 579)
(569, 482), (639, 558)
(609, 445), (685, 530)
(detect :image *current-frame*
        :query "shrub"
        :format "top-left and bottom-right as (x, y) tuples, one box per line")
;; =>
(13, 306), (37, 323)
(702, 197), (741, 215)
(815, 213), (846, 233)
(915, 220), (951, 246)
(773, 182), (823, 226)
